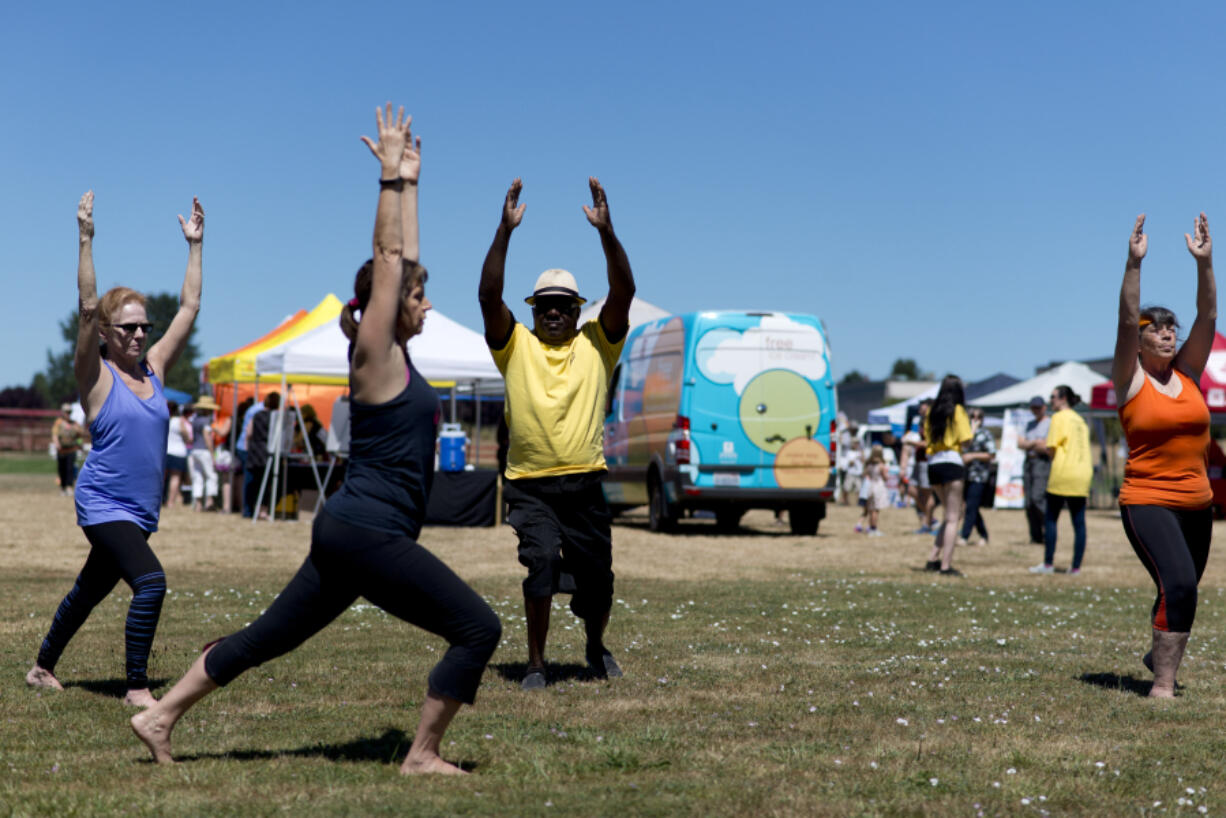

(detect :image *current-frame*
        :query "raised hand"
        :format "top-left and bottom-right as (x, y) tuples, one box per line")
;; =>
(1129, 214), (1147, 262)
(1185, 212), (1212, 263)
(582, 177), (612, 231)
(398, 129), (422, 184)
(502, 178), (525, 231)
(359, 103), (412, 177)
(178, 197), (204, 243)
(78, 191), (94, 239)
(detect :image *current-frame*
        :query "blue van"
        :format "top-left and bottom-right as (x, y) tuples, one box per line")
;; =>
(602, 311), (838, 534)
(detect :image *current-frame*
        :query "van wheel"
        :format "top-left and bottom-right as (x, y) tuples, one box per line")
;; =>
(789, 504), (821, 535)
(648, 478), (676, 532)
(715, 508), (744, 531)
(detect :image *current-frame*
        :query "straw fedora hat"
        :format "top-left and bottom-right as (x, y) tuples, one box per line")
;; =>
(192, 395), (220, 413)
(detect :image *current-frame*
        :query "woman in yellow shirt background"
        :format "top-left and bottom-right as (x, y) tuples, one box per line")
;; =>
(1029, 385), (1091, 575)
(924, 375), (973, 576)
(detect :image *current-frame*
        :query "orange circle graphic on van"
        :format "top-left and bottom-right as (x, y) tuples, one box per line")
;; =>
(773, 437), (831, 489)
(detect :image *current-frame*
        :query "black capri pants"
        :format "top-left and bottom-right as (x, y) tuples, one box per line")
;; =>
(1120, 504), (1213, 633)
(504, 471), (614, 622)
(204, 509), (501, 704)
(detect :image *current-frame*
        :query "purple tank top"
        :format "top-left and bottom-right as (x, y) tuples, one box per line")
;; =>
(75, 360), (170, 532)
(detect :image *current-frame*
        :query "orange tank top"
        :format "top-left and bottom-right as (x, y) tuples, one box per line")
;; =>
(1117, 369), (1212, 509)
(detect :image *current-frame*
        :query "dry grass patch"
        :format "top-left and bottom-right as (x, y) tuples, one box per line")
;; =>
(3, 477), (1226, 815)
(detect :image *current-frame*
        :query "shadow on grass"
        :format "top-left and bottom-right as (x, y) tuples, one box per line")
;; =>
(491, 661), (604, 686)
(66, 678), (172, 699)
(163, 727), (479, 770)
(1079, 671), (1152, 697)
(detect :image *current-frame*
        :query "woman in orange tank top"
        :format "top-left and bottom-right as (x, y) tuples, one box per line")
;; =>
(1113, 212), (1216, 699)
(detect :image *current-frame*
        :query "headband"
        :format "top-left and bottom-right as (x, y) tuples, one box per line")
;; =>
(1138, 317), (1152, 327)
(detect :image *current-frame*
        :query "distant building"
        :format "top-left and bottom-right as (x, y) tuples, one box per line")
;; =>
(837, 380), (937, 424)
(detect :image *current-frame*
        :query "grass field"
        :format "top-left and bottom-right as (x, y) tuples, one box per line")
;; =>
(3, 474), (1225, 816)
(0, 452), (57, 476)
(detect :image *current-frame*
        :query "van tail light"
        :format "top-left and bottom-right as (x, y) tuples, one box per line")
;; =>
(671, 415), (691, 465)
(829, 419), (837, 456)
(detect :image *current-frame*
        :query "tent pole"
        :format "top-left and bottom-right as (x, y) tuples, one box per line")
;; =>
(450, 385), (457, 423)
(474, 384), (481, 469)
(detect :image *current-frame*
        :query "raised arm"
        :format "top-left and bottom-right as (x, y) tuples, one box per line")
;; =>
(350, 103), (410, 400)
(584, 177), (635, 341)
(478, 179), (523, 345)
(397, 121), (422, 265)
(1112, 215), (1146, 404)
(74, 191), (104, 403)
(1174, 212), (1216, 379)
(146, 198), (204, 380)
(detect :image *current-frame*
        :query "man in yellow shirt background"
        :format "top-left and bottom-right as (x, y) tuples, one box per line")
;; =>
(479, 176), (636, 691)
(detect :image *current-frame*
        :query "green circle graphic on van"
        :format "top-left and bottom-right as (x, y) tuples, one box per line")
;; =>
(739, 370), (820, 453)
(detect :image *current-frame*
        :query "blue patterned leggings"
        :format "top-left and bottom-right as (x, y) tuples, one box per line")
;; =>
(37, 521), (166, 690)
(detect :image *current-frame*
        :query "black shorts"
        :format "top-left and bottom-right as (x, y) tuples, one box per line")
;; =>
(928, 463), (965, 486)
(504, 471), (614, 620)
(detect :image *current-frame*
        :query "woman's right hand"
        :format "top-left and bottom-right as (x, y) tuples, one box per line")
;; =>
(1128, 214), (1147, 262)
(360, 103), (412, 179)
(78, 191), (94, 239)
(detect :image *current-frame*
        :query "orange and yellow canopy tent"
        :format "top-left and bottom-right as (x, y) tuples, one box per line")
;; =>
(205, 294), (349, 430)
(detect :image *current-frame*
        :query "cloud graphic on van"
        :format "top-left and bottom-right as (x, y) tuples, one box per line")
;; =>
(696, 314), (827, 394)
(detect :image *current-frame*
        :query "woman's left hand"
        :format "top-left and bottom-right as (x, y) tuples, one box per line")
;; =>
(1186, 212), (1212, 262)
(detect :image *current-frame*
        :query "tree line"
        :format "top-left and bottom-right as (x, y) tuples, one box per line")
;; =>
(1, 292), (201, 408)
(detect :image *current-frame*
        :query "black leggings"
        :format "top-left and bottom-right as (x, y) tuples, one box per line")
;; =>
(38, 521), (166, 689)
(1120, 504), (1213, 632)
(204, 510), (501, 705)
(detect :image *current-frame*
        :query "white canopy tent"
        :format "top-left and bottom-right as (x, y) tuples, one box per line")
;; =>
(250, 309), (504, 521)
(866, 384), (940, 435)
(969, 361), (1104, 409)
(578, 295), (670, 328)
(254, 308), (503, 385)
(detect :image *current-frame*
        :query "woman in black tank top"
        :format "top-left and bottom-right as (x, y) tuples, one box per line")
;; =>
(132, 105), (501, 774)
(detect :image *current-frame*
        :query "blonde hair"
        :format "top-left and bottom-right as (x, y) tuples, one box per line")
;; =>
(867, 444), (885, 465)
(98, 286), (146, 331)
(339, 258), (428, 343)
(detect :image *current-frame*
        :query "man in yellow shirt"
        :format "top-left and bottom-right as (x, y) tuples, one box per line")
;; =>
(480, 177), (636, 691)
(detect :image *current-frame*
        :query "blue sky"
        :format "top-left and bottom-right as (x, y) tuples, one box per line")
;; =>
(3, 1), (1225, 392)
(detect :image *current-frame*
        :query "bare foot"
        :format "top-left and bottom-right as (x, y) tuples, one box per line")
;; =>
(1149, 685), (1176, 699)
(124, 688), (158, 708)
(130, 708), (176, 763)
(26, 665), (63, 690)
(399, 754), (468, 775)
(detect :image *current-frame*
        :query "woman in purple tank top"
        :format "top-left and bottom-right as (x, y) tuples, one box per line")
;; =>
(26, 190), (204, 708)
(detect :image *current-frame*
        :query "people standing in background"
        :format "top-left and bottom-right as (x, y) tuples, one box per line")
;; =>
(841, 437), (863, 506)
(51, 403), (84, 495)
(1112, 212), (1215, 698)
(165, 401), (191, 508)
(1017, 396), (1051, 544)
(245, 392), (281, 520)
(1029, 385), (1091, 575)
(901, 400), (936, 533)
(188, 396), (220, 511)
(923, 377), (973, 576)
(234, 397), (257, 516)
(862, 444), (889, 537)
(958, 407), (995, 546)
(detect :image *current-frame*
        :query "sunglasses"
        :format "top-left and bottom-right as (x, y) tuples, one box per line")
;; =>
(114, 322), (154, 335)
(532, 298), (579, 315)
